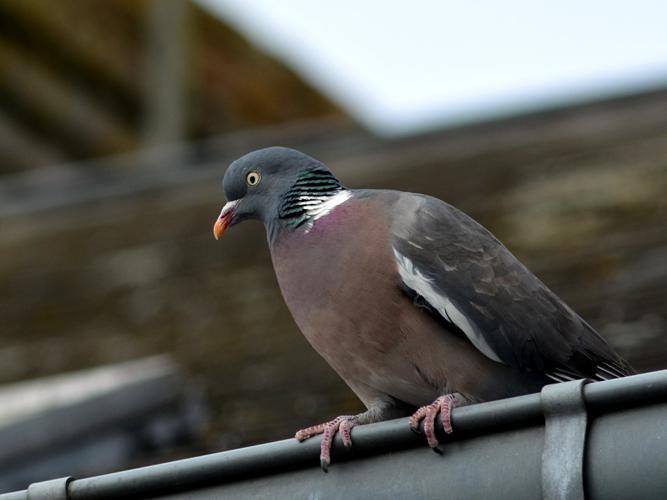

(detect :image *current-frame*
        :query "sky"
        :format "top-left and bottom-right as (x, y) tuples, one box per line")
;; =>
(197, 0), (667, 136)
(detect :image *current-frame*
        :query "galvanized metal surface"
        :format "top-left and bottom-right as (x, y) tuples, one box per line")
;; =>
(3, 370), (667, 499)
(541, 379), (589, 500)
(26, 478), (73, 500)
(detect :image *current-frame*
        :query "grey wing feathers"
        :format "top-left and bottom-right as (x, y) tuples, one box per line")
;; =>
(388, 192), (633, 381)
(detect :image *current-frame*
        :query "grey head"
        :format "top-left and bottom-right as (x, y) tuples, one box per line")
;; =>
(212, 147), (345, 240)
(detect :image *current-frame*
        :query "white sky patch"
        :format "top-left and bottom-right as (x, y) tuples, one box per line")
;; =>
(197, 0), (667, 136)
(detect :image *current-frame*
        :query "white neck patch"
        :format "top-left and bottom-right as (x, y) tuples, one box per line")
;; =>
(303, 190), (352, 230)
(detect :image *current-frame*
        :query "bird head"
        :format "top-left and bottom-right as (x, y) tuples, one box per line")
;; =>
(213, 147), (341, 239)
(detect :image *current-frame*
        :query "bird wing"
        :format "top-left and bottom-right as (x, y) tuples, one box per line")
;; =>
(386, 191), (632, 381)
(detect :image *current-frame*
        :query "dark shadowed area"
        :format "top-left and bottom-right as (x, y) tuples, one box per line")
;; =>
(0, 0), (665, 489)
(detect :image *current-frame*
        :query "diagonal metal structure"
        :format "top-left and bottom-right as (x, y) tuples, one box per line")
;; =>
(0, 357), (206, 493)
(2, 369), (666, 499)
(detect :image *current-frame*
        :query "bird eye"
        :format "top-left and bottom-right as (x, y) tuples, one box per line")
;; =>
(246, 171), (261, 186)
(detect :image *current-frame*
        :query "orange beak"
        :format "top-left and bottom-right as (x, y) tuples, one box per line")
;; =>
(213, 200), (239, 240)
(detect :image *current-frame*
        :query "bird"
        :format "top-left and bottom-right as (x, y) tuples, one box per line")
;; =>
(212, 146), (634, 471)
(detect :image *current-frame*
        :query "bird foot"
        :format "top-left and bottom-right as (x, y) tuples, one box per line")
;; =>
(409, 394), (457, 449)
(295, 415), (359, 472)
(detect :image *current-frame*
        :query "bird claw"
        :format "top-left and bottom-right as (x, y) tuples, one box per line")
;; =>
(410, 425), (422, 435)
(295, 415), (359, 472)
(409, 394), (457, 449)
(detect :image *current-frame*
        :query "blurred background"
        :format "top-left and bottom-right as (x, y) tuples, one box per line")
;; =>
(1, 0), (666, 491)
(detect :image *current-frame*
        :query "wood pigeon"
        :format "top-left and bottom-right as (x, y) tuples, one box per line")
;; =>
(213, 147), (634, 470)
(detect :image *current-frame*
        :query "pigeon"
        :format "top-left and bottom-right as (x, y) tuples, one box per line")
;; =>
(213, 146), (634, 470)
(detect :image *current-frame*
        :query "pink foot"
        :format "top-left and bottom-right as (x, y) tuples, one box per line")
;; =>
(295, 415), (359, 471)
(409, 394), (456, 450)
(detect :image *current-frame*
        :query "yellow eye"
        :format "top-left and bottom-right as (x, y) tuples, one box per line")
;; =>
(246, 171), (261, 186)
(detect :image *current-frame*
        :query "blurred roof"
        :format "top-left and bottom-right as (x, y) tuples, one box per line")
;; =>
(1, 88), (665, 450)
(0, 357), (206, 492)
(0, 0), (341, 174)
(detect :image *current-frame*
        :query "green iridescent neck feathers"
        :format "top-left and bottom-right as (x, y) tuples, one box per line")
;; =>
(278, 167), (346, 228)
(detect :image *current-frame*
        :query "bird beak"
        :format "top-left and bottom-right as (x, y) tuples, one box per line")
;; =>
(213, 200), (239, 240)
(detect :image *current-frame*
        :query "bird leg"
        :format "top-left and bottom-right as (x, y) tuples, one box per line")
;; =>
(409, 393), (466, 450)
(295, 415), (359, 471)
(296, 399), (412, 471)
